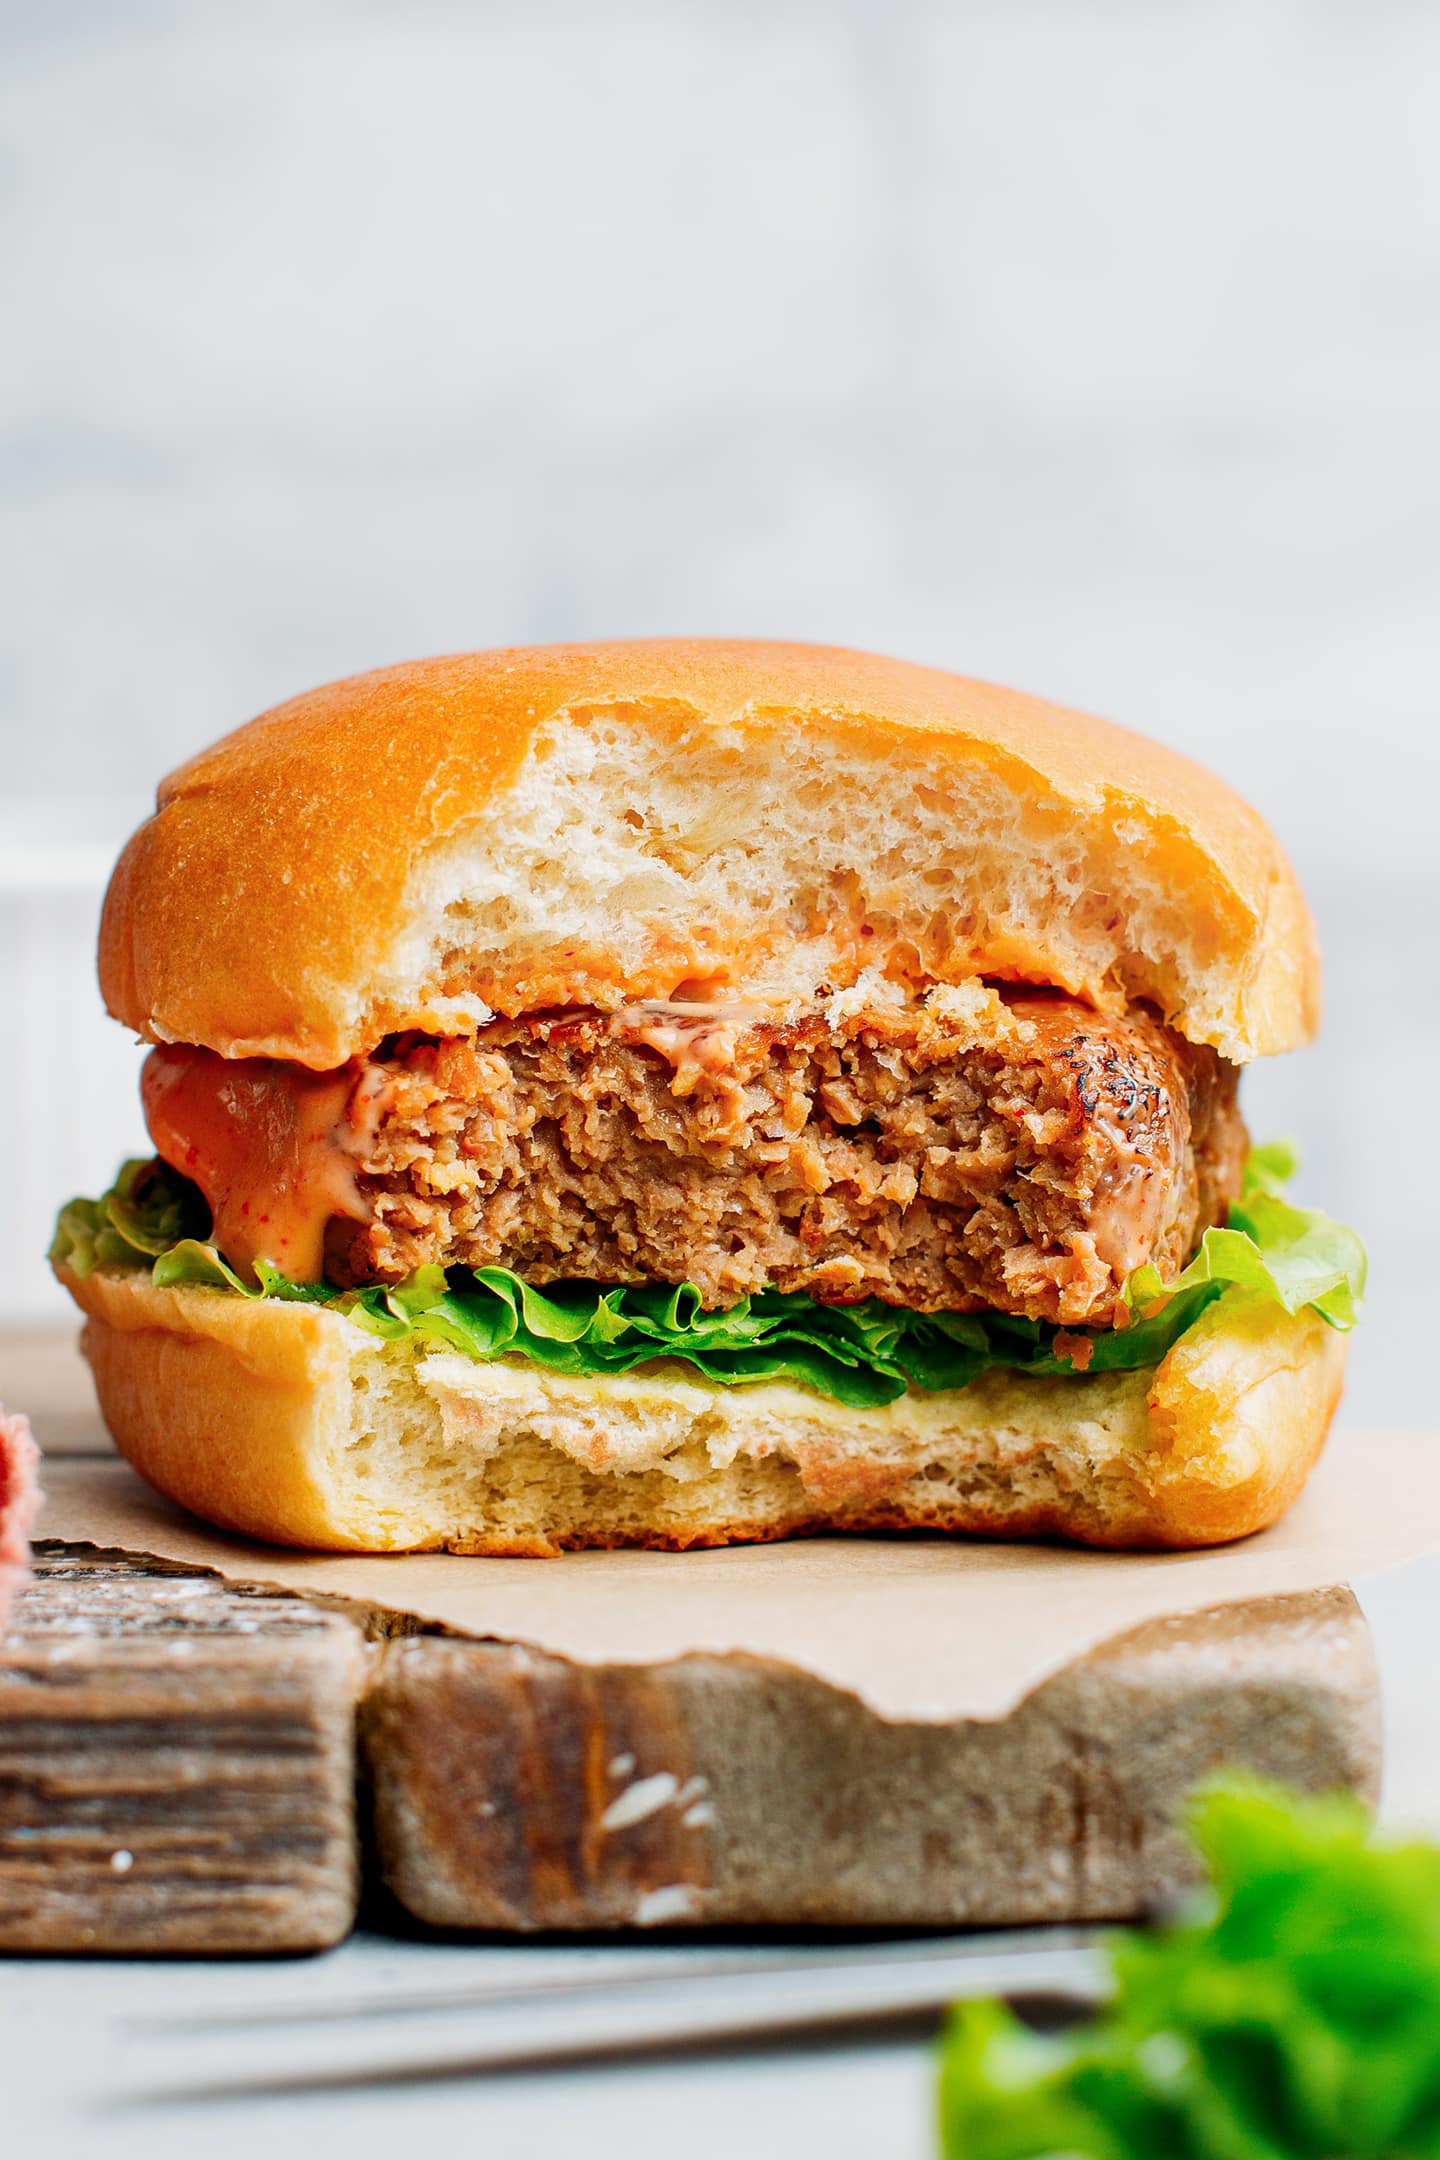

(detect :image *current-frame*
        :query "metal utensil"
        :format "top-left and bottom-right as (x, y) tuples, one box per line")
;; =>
(115, 1928), (1108, 2099)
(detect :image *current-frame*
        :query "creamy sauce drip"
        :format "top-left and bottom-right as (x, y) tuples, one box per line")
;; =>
(611, 1000), (770, 1093)
(1086, 1120), (1172, 1278)
(141, 1045), (392, 1281)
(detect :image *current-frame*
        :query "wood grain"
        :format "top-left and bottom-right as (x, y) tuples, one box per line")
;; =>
(0, 1538), (1382, 1947)
(0, 1549), (362, 1952)
(364, 1586), (1381, 1932)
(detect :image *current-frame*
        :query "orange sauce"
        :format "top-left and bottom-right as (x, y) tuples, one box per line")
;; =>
(141, 1045), (392, 1281)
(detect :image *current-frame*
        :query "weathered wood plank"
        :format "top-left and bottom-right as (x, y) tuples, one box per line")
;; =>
(0, 1549), (362, 1952)
(0, 1543), (1382, 1947)
(363, 1586), (1380, 1932)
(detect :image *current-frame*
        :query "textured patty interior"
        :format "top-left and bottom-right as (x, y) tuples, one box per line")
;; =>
(326, 992), (1246, 1327)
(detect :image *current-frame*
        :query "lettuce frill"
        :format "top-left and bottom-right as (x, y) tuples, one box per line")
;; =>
(938, 1778), (1440, 2159)
(50, 1140), (1365, 1412)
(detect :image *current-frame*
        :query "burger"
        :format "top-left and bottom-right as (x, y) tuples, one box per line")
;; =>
(51, 640), (1365, 1555)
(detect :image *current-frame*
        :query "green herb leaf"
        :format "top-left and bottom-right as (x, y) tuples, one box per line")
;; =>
(937, 1779), (1440, 2159)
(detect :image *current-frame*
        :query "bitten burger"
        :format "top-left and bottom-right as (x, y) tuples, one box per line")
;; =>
(52, 641), (1364, 1554)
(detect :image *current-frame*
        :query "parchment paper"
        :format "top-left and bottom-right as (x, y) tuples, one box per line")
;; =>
(35, 1434), (1440, 1723)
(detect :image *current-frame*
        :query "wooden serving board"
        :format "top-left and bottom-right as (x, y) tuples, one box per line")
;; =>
(0, 1549), (362, 1952)
(0, 1546), (1380, 1953)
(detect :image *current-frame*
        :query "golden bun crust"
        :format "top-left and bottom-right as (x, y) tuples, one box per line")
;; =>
(58, 1263), (1345, 1555)
(100, 641), (1317, 1067)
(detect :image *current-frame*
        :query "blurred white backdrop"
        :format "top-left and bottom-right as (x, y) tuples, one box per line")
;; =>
(1, 0), (1436, 1425)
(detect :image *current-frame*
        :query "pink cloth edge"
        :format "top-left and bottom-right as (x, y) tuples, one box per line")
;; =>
(0, 1405), (44, 1633)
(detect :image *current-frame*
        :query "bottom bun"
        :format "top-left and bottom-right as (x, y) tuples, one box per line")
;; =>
(56, 1265), (1346, 1555)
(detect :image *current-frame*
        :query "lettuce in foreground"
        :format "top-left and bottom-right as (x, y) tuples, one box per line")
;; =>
(937, 1778), (1440, 2160)
(51, 1145), (1365, 1411)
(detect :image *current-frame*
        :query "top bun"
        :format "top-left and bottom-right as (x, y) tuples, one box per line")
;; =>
(100, 640), (1317, 1069)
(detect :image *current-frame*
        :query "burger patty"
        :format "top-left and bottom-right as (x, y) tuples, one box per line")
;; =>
(323, 992), (1246, 1326)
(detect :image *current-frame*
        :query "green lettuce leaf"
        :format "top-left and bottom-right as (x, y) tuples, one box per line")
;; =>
(937, 1778), (1440, 2159)
(49, 1144), (1366, 1409)
(48, 1156), (210, 1276)
(1125, 1142), (1368, 1335)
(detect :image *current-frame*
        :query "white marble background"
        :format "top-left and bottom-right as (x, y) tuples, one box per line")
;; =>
(2, 0), (1437, 1420)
